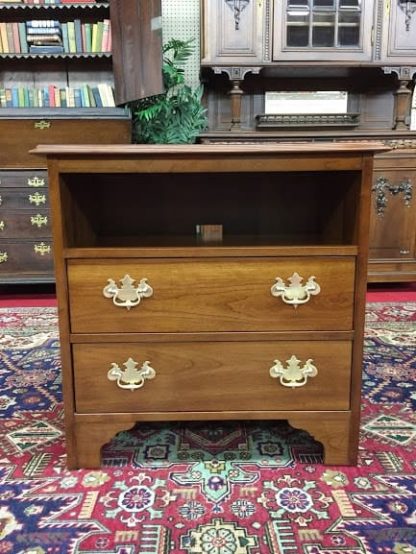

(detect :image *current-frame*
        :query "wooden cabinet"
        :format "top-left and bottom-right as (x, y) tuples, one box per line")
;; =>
(35, 141), (387, 469)
(0, 114), (131, 284)
(378, 0), (416, 62)
(202, 0), (416, 65)
(272, 0), (374, 62)
(0, 169), (52, 283)
(201, 0), (416, 282)
(369, 149), (416, 281)
(201, 0), (265, 65)
(201, 0), (375, 65)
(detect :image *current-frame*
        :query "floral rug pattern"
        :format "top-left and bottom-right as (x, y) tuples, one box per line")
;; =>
(0, 304), (415, 554)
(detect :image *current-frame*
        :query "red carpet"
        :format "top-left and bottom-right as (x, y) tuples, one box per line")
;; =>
(366, 282), (416, 303)
(0, 302), (415, 553)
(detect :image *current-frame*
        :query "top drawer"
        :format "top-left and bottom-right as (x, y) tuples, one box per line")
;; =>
(0, 170), (47, 189)
(0, 117), (131, 167)
(68, 257), (355, 333)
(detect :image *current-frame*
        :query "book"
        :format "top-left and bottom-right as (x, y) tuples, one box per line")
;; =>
(12, 22), (21, 54)
(27, 20), (61, 28)
(61, 23), (69, 53)
(90, 85), (102, 107)
(67, 21), (76, 53)
(27, 34), (62, 44)
(80, 84), (91, 107)
(74, 88), (82, 107)
(83, 22), (92, 52)
(91, 22), (98, 52)
(74, 19), (82, 52)
(102, 19), (110, 52)
(60, 88), (67, 108)
(95, 20), (104, 52)
(0, 89), (6, 108)
(0, 23), (7, 54)
(97, 82), (115, 107)
(18, 22), (28, 53)
(26, 27), (62, 35)
(11, 88), (19, 108)
(6, 23), (14, 53)
(5, 88), (12, 108)
(29, 44), (64, 53)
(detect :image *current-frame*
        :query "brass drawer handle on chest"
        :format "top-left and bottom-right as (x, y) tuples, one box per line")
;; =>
(0, 221), (4, 232)
(269, 355), (318, 388)
(34, 120), (51, 130)
(28, 192), (46, 206)
(30, 214), (48, 228)
(34, 242), (51, 256)
(27, 177), (45, 188)
(0, 252), (8, 264)
(107, 358), (156, 391)
(103, 274), (154, 310)
(270, 272), (321, 308)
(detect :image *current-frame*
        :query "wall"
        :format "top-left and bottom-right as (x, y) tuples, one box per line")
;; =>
(162, 0), (201, 89)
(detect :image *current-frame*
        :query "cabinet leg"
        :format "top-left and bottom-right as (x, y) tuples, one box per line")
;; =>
(71, 421), (134, 469)
(288, 414), (356, 465)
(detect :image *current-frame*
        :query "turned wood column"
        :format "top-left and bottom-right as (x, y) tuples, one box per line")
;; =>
(213, 66), (261, 131)
(383, 66), (416, 130)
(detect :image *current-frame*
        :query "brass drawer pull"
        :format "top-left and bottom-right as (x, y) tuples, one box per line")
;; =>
(0, 194), (2, 206)
(107, 358), (156, 391)
(103, 274), (154, 310)
(31, 214), (48, 228)
(28, 192), (46, 206)
(0, 221), (4, 231)
(34, 242), (51, 256)
(271, 272), (321, 308)
(270, 355), (318, 388)
(34, 120), (51, 130)
(0, 252), (8, 263)
(27, 177), (45, 188)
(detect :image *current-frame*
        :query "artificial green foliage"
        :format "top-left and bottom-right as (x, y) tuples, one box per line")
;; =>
(132, 38), (208, 144)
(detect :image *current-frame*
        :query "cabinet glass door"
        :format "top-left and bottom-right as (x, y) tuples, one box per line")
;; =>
(273, 0), (373, 60)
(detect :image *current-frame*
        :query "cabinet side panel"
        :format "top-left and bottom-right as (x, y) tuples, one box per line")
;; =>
(110, 0), (164, 104)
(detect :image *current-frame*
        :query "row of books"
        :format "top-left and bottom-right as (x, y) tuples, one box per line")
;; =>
(0, 83), (115, 107)
(0, 18), (111, 53)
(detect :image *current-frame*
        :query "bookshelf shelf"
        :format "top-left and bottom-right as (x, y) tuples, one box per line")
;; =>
(0, 3), (109, 11)
(0, 51), (111, 58)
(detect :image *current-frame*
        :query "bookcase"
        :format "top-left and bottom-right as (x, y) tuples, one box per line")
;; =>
(0, 1), (115, 108)
(0, 0), (136, 284)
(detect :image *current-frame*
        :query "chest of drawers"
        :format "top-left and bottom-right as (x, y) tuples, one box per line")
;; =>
(0, 115), (131, 284)
(0, 170), (53, 283)
(34, 142), (387, 469)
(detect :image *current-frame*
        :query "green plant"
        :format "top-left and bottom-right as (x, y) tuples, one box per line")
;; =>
(131, 38), (208, 144)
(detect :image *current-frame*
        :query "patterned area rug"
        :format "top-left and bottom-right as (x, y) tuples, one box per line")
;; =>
(0, 304), (415, 554)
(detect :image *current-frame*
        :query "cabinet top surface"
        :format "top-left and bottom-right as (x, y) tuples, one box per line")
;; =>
(31, 142), (389, 158)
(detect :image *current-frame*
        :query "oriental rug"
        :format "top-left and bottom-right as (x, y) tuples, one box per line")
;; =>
(0, 303), (415, 554)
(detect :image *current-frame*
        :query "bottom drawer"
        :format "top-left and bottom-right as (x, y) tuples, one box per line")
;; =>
(0, 240), (53, 276)
(73, 340), (352, 413)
